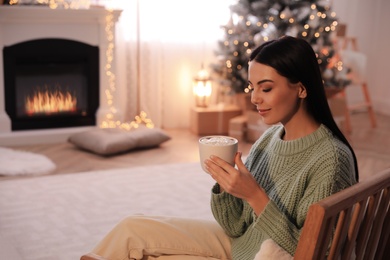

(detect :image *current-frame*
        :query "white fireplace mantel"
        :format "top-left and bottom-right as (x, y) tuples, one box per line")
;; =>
(0, 5), (122, 146)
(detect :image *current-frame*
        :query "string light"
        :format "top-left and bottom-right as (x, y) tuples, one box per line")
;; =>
(99, 8), (154, 130)
(26, 0), (92, 9)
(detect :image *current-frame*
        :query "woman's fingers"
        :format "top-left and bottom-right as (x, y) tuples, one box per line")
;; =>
(205, 155), (233, 175)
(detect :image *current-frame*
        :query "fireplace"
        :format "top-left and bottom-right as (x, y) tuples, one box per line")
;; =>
(3, 38), (99, 131)
(0, 6), (122, 145)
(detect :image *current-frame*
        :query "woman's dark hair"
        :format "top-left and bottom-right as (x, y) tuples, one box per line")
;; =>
(249, 36), (359, 181)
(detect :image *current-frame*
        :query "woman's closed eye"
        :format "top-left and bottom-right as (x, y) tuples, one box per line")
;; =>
(247, 82), (272, 93)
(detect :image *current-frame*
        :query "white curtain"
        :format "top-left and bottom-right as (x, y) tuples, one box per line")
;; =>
(107, 0), (233, 128)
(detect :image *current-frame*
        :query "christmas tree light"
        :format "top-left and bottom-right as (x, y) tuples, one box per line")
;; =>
(211, 0), (351, 94)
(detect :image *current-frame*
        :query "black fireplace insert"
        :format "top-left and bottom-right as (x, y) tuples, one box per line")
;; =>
(3, 38), (99, 131)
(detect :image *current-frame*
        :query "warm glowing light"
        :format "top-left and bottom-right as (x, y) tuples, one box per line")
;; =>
(336, 61), (344, 71)
(244, 85), (253, 93)
(193, 81), (212, 97)
(322, 48), (330, 56)
(25, 88), (77, 115)
(47, 0), (71, 9)
(226, 60), (232, 68)
(193, 67), (212, 107)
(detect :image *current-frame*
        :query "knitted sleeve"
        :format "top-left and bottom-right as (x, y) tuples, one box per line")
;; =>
(253, 140), (356, 255)
(209, 127), (277, 238)
(210, 184), (248, 237)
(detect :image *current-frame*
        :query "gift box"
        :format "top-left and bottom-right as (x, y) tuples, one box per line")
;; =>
(228, 115), (247, 142)
(235, 93), (256, 113)
(246, 110), (270, 142)
(228, 111), (271, 143)
(328, 96), (347, 133)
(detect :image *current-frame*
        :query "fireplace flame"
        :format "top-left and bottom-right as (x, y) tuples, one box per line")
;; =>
(25, 89), (77, 115)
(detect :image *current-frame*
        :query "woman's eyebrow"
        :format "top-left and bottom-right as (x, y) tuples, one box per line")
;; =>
(248, 79), (273, 86)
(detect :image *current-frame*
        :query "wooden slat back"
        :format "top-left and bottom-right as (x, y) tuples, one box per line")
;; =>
(295, 168), (390, 260)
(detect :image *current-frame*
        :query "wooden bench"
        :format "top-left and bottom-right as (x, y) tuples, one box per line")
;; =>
(295, 168), (390, 259)
(81, 168), (390, 260)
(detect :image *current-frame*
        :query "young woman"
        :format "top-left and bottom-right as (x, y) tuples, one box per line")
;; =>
(205, 35), (358, 259)
(89, 36), (358, 260)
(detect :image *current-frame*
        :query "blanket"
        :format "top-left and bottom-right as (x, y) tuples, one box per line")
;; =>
(0, 162), (214, 260)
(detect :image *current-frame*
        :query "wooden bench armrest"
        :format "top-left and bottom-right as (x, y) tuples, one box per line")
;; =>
(295, 168), (390, 259)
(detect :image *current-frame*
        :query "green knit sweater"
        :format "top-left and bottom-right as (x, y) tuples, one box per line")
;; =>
(210, 124), (357, 259)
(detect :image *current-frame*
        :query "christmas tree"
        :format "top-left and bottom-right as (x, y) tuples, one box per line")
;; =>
(211, 0), (350, 94)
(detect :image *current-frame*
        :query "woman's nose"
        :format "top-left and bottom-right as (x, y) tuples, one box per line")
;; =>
(251, 90), (261, 105)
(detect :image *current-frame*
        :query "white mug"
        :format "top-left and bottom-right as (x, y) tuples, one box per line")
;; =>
(198, 135), (238, 172)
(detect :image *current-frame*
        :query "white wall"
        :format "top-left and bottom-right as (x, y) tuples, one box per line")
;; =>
(332, 0), (390, 115)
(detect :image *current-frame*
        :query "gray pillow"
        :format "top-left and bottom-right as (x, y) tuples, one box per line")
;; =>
(68, 126), (171, 155)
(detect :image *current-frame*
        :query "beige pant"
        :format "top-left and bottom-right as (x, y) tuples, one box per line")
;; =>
(92, 215), (232, 260)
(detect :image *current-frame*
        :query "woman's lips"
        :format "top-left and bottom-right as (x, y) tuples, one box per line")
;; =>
(258, 108), (271, 116)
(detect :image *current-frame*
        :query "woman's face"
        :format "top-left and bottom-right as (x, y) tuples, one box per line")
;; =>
(248, 61), (305, 126)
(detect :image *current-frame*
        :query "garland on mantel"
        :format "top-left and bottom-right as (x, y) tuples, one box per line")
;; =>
(4, 0), (91, 9)
(100, 8), (154, 130)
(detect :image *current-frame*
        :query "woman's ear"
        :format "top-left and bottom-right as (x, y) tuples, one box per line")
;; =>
(298, 82), (307, 99)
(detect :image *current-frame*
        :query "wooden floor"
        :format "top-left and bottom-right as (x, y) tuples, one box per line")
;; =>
(2, 111), (390, 182)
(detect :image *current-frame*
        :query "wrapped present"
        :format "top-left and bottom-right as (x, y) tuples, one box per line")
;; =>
(246, 111), (270, 142)
(228, 115), (247, 142)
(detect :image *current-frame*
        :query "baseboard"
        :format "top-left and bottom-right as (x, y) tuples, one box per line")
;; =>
(0, 126), (94, 146)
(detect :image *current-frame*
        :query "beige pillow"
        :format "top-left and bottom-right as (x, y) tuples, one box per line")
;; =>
(68, 126), (171, 155)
